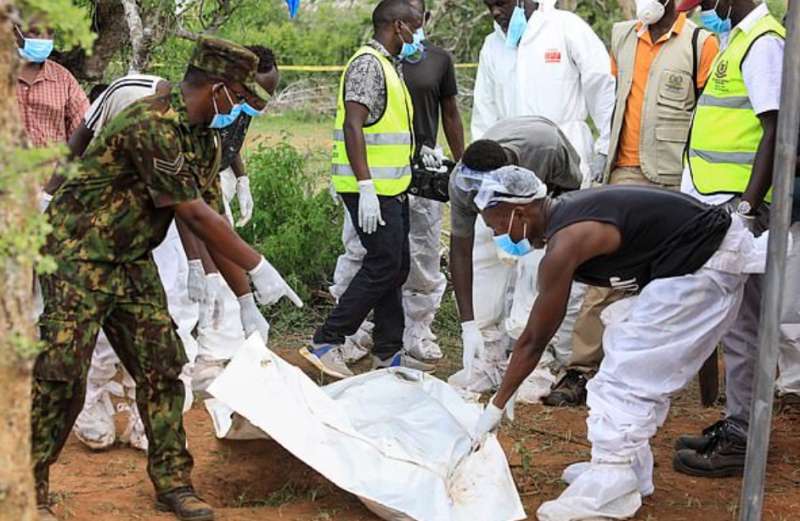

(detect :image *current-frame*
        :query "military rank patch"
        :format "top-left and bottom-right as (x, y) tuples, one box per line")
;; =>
(153, 155), (185, 176)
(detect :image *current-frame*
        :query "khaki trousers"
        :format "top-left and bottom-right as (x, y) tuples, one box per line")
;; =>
(569, 166), (676, 373)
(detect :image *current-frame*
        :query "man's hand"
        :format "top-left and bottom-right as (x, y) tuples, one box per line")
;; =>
(249, 257), (303, 308)
(461, 321), (485, 377)
(238, 292), (270, 341)
(357, 180), (385, 234)
(199, 273), (225, 330)
(420, 145), (445, 169)
(473, 398), (504, 449)
(187, 259), (206, 303)
(235, 176), (254, 227)
(591, 153), (607, 184)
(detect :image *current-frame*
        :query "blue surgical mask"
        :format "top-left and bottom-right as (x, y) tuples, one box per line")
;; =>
(209, 85), (242, 129)
(493, 209), (533, 257)
(16, 27), (54, 63)
(700, 1), (732, 35)
(241, 102), (266, 118)
(505, 2), (528, 49)
(399, 24), (425, 62)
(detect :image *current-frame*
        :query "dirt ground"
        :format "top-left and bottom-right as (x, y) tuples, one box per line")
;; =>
(44, 339), (800, 521)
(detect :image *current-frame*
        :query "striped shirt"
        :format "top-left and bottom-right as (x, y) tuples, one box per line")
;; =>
(16, 60), (89, 147)
(84, 74), (165, 136)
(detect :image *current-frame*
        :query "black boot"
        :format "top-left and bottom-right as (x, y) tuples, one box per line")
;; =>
(673, 420), (747, 478)
(673, 418), (729, 452)
(156, 486), (214, 521)
(542, 369), (589, 407)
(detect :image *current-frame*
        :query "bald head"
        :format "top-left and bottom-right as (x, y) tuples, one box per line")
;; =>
(372, 0), (422, 31)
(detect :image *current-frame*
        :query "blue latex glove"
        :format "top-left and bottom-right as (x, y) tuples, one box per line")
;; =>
(286, 0), (300, 18)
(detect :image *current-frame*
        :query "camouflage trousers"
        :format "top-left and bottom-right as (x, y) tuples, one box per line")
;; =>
(32, 258), (193, 504)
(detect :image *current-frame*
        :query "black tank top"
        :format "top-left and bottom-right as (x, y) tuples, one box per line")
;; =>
(544, 186), (731, 290)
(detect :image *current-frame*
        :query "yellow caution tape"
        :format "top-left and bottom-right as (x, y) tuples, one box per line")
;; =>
(280, 63), (478, 72)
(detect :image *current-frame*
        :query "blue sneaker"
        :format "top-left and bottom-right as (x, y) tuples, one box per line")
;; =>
(300, 344), (354, 379)
(371, 351), (435, 373)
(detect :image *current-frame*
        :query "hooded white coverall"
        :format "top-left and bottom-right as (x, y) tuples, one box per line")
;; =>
(466, 2), (614, 390)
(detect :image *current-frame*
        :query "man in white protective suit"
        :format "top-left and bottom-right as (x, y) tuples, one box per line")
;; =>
(329, 0), (465, 363)
(467, 165), (767, 520)
(56, 52), (280, 452)
(467, 0), (615, 395)
(448, 117), (583, 398)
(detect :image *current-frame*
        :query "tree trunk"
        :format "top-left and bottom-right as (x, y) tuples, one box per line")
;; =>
(0, 1), (38, 520)
(121, 0), (146, 73)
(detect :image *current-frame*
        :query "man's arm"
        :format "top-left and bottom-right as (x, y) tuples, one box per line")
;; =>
(450, 233), (475, 321)
(208, 247), (253, 296)
(441, 96), (465, 161)
(742, 110), (779, 209)
(344, 101), (371, 181)
(175, 217), (218, 274)
(566, 15), (615, 156)
(493, 221), (622, 408)
(43, 122), (96, 194)
(174, 199), (261, 270)
(470, 43), (500, 141)
(231, 152), (247, 178)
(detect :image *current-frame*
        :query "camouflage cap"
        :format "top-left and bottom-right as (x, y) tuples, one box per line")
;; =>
(189, 36), (269, 103)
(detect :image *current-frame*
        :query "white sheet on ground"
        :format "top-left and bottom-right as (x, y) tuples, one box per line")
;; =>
(207, 334), (526, 521)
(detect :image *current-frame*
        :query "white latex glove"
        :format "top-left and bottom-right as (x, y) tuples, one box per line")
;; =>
(249, 257), (304, 308)
(357, 179), (385, 234)
(328, 182), (340, 206)
(461, 321), (485, 378)
(473, 399), (504, 449)
(591, 153), (607, 184)
(198, 273), (225, 330)
(420, 145), (444, 169)
(235, 176), (254, 227)
(38, 191), (53, 213)
(238, 292), (270, 342)
(187, 259), (206, 304)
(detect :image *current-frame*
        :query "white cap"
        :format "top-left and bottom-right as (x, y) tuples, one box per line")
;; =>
(455, 164), (547, 210)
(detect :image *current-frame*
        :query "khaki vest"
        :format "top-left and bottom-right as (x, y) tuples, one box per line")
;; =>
(606, 19), (712, 187)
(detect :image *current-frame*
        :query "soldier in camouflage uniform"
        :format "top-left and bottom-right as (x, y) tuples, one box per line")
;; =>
(31, 37), (298, 521)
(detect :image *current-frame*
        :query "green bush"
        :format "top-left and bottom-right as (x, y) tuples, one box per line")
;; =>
(237, 140), (342, 305)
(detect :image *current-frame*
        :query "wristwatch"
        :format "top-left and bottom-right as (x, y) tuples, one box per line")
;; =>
(736, 200), (753, 217)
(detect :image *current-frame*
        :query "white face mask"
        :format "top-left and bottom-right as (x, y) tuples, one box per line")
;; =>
(636, 0), (670, 26)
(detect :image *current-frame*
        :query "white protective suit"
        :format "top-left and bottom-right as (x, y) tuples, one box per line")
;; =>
(776, 223), (800, 395)
(330, 195), (447, 361)
(459, 1), (613, 397)
(538, 216), (767, 520)
(471, 0), (615, 182)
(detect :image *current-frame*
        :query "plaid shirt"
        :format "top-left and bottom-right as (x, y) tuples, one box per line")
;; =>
(16, 60), (89, 147)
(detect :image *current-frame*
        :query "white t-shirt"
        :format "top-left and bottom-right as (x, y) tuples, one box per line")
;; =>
(681, 10), (784, 205)
(84, 74), (165, 137)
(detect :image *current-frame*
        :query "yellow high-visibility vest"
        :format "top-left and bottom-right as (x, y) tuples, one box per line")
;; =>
(331, 46), (414, 196)
(688, 15), (785, 203)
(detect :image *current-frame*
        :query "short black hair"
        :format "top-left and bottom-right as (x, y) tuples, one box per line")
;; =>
(88, 83), (109, 103)
(246, 45), (277, 73)
(462, 139), (508, 172)
(372, 0), (419, 30)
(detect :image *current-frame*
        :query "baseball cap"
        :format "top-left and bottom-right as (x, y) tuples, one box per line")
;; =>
(189, 36), (269, 104)
(677, 0), (704, 12)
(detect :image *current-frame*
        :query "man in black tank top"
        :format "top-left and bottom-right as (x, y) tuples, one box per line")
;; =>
(459, 165), (764, 519)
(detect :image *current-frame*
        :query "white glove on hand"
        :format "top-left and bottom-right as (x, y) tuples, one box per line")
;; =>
(420, 145), (445, 169)
(187, 260), (206, 303)
(591, 153), (607, 184)
(198, 273), (225, 330)
(357, 180), (385, 234)
(235, 176), (254, 227)
(461, 321), (485, 378)
(38, 191), (53, 213)
(249, 257), (303, 308)
(473, 399), (504, 450)
(238, 292), (270, 342)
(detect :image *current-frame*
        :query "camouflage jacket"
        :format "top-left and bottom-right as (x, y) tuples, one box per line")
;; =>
(45, 88), (221, 263)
